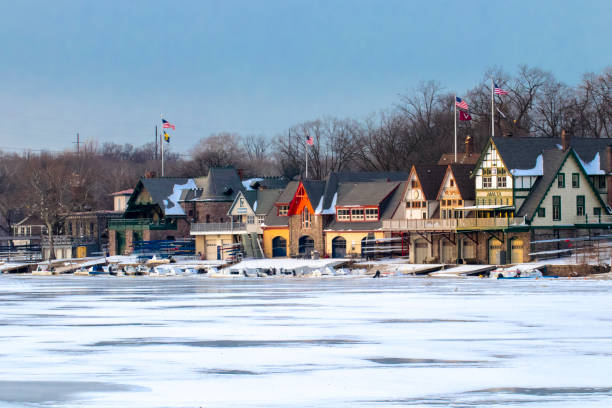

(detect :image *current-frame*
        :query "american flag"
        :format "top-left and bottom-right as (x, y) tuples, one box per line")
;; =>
(494, 83), (509, 95)
(455, 97), (468, 111)
(306, 135), (314, 146)
(162, 118), (175, 130)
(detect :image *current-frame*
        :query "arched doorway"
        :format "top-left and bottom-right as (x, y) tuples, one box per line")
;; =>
(461, 238), (476, 260)
(510, 238), (524, 264)
(361, 233), (375, 257)
(488, 238), (503, 264)
(298, 235), (315, 256)
(414, 239), (428, 263)
(272, 236), (287, 257)
(440, 239), (454, 264)
(331, 236), (347, 258)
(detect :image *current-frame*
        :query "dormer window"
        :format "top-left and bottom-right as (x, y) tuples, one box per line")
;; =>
(337, 209), (350, 221)
(278, 205), (289, 216)
(365, 208), (379, 221)
(350, 208), (365, 221)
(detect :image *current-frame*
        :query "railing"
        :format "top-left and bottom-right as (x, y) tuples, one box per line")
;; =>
(456, 217), (526, 229)
(574, 215), (612, 225)
(108, 218), (177, 231)
(190, 222), (246, 234)
(383, 218), (457, 231)
(41, 236), (97, 246)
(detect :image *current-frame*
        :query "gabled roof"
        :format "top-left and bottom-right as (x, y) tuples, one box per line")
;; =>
(517, 148), (610, 220)
(492, 136), (612, 175)
(441, 164), (475, 201)
(276, 181), (300, 204)
(412, 165), (447, 200)
(301, 180), (326, 212)
(325, 182), (405, 231)
(336, 182), (400, 207)
(254, 189), (283, 216)
(136, 177), (195, 216)
(319, 171), (409, 214)
(188, 167), (245, 202)
(262, 182), (300, 227)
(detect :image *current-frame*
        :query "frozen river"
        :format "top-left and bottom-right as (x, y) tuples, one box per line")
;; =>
(1, 275), (612, 408)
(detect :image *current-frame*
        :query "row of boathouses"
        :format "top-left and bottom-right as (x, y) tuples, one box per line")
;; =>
(107, 132), (612, 265)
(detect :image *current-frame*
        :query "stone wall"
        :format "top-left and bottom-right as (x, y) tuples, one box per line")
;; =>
(288, 214), (324, 256)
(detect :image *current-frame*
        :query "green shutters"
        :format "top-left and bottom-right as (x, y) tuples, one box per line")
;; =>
(537, 208), (546, 217)
(572, 173), (580, 188)
(553, 196), (561, 221)
(576, 195), (585, 216)
(558, 173), (565, 188)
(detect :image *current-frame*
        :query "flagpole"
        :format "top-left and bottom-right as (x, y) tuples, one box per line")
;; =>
(454, 94), (457, 163)
(491, 79), (495, 137)
(305, 136), (308, 179)
(160, 114), (165, 177)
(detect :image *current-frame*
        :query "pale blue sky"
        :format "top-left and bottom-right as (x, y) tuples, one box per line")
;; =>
(0, 0), (610, 154)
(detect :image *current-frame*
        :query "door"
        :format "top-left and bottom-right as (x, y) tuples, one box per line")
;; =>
(205, 240), (218, 260)
(331, 236), (347, 258)
(510, 238), (524, 264)
(116, 232), (125, 255)
(414, 239), (428, 264)
(488, 238), (503, 264)
(461, 238), (476, 260)
(440, 239), (454, 264)
(298, 236), (315, 256)
(272, 236), (287, 257)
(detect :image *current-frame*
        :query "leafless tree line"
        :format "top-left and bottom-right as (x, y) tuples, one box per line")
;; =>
(1, 65), (611, 243)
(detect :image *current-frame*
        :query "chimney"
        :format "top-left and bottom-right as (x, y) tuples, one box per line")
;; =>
(237, 168), (244, 180)
(561, 129), (570, 152)
(145, 171), (157, 178)
(464, 135), (473, 156)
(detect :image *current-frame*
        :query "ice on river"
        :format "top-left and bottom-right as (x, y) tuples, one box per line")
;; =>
(1, 275), (612, 407)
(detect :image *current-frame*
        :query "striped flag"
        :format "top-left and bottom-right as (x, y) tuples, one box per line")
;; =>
(162, 118), (175, 130)
(455, 97), (468, 111)
(306, 135), (314, 146)
(494, 83), (509, 95)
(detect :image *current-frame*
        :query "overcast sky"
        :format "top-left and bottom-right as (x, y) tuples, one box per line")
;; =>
(1, 0), (610, 154)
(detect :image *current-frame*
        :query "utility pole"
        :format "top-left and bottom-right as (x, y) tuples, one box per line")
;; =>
(74, 133), (81, 155)
(155, 126), (158, 160)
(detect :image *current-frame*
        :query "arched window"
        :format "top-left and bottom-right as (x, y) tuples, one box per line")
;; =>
(206, 214), (210, 223)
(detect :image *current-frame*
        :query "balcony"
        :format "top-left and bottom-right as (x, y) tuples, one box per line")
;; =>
(383, 218), (457, 231)
(190, 222), (246, 235)
(108, 218), (177, 231)
(456, 217), (526, 230)
(574, 215), (612, 225)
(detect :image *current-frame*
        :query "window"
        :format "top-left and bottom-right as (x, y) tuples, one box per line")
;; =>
(247, 216), (255, 224)
(68, 222), (72, 235)
(301, 208), (312, 228)
(576, 195), (585, 216)
(257, 215), (265, 224)
(498, 176), (507, 188)
(483, 177), (492, 188)
(90, 222), (94, 236)
(411, 180), (419, 188)
(351, 208), (365, 221)
(558, 173), (565, 188)
(365, 208), (379, 221)
(337, 209), (350, 221)
(553, 196), (561, 221)
(572, 173), (580, 188)
(594, 207), (601, 216)
(599, 176), (606, 189)
(537, 208), (546, 217)
(450, 179), (455, 187)
(206, 214), (210, 223)
(278, 205), (289, 216)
